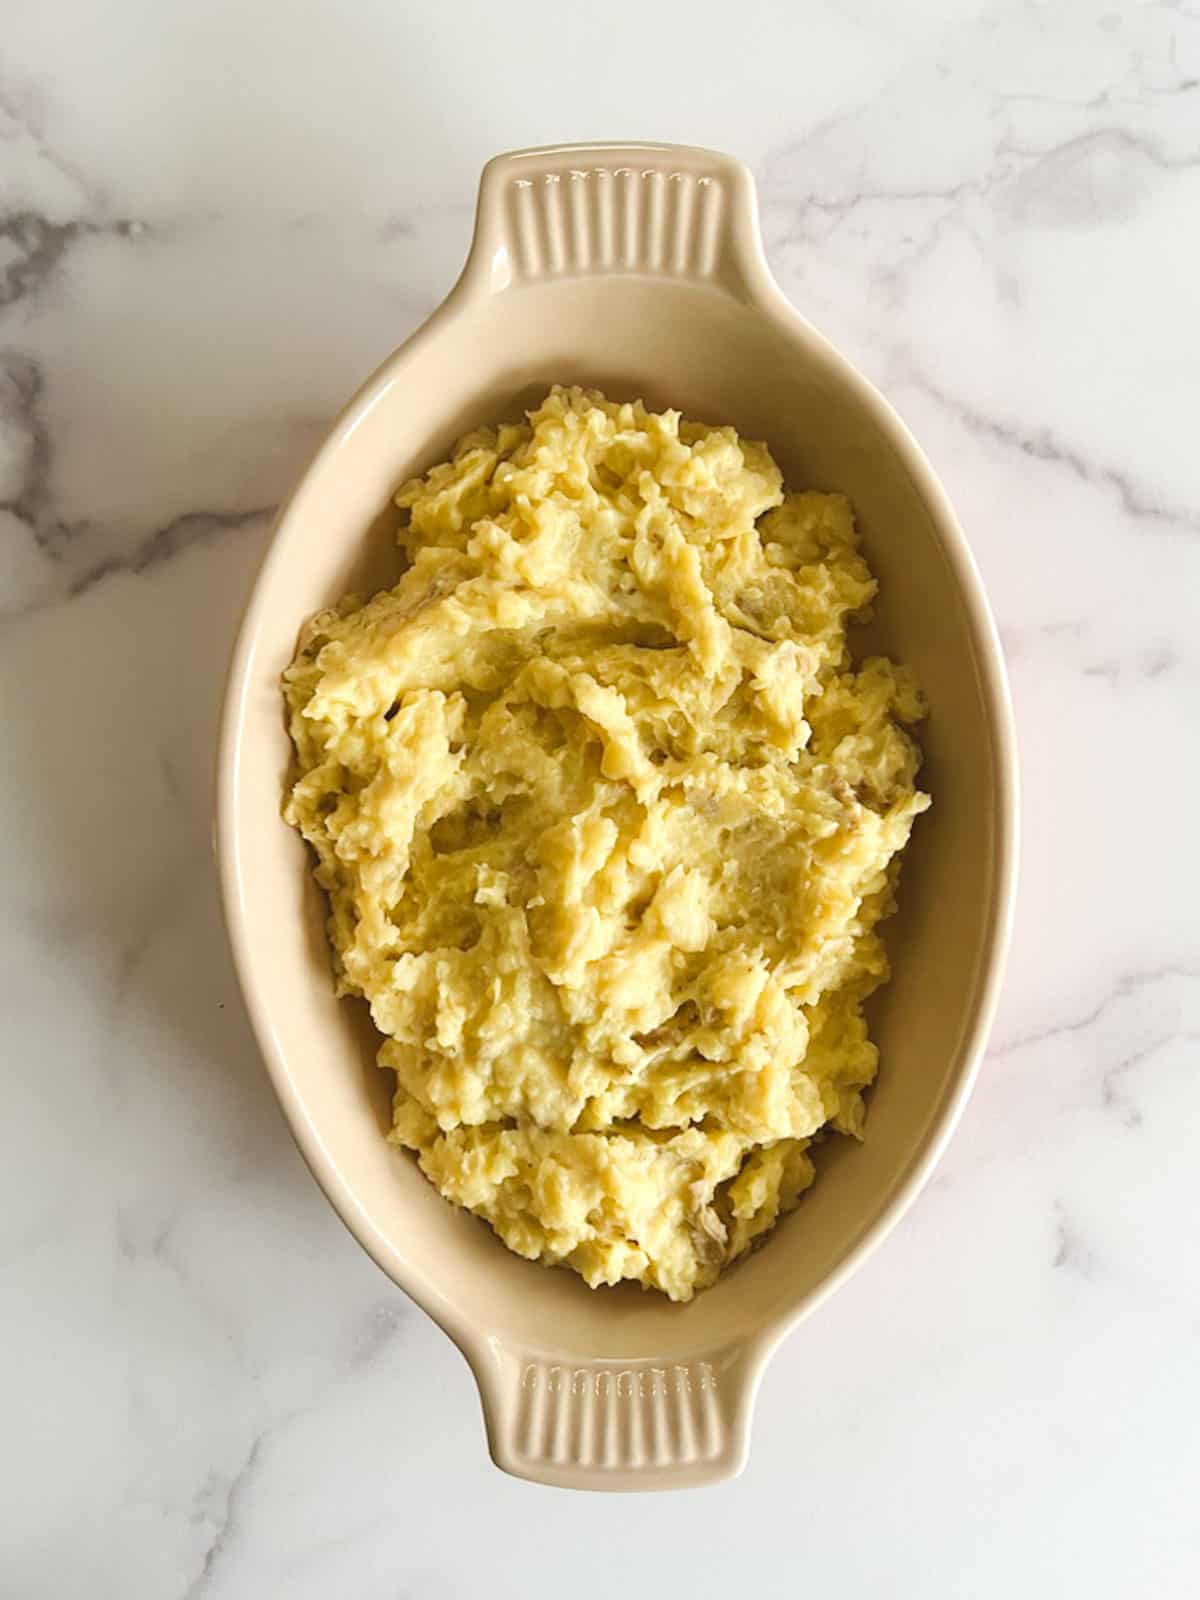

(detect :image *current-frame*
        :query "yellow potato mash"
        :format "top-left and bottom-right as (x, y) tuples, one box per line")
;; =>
(283, 386), (929, 1302)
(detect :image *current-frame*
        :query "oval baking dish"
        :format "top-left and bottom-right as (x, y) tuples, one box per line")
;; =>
(218, 142), (1017, 1491)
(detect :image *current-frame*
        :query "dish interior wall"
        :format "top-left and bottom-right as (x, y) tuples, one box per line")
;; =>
(228, 277), (1000, 1360)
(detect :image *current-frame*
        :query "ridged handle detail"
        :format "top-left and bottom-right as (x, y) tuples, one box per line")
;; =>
(461, 143), (769, 300)
(473, 1340), (758, 1490)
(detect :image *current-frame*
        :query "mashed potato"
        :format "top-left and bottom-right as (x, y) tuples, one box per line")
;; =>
(283, 386), (929, 1302)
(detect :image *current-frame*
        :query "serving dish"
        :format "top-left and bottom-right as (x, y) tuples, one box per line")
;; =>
(218, 142), (1017, 1490)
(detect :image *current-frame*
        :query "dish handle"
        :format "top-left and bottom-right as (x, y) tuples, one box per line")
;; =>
(467, 1335), (763, 1491)
(457, 142), (773, 303)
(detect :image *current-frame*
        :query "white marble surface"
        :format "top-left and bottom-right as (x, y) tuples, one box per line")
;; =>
(2, 1), (1197, 1594)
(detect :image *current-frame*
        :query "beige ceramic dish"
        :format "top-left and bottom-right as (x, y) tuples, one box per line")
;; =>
(218, 143), (1017, 1491)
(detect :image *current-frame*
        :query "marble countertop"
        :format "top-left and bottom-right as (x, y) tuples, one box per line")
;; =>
(3, 2), (1197, 1595)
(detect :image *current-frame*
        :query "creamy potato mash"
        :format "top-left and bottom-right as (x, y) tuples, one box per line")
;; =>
(283, 387), (929, 1302)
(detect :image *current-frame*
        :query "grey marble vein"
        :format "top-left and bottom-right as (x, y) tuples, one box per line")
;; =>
(185, 1435), (264, 1599)
(0, 346), (274, 619)
(0, 350), (71, 550)
(999, 622), (1195, 686)
(0, 212), (148, 307)
(1051, 1202), (1101, 1278)
(0, 73), (97, 201)
(64, 504), (276, 604)
(990, 967), (1197, 1062)
(343, 1302), (407, 1371)
(1100, 1030), (1199, 1127)
(910, 373), (1200, 537)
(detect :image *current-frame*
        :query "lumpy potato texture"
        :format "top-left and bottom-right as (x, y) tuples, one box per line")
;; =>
(283, 387), (929, 1302)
